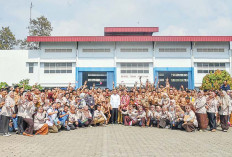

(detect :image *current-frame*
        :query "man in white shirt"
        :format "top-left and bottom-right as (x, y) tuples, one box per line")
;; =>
(110, 89), (120, 124)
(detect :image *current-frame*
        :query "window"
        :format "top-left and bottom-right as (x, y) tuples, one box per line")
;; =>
(120, 63), (149, 74)
(197, 48), (224, 52)
(44, 63), (72, 74)
(159, 48), (187, 52)
(82, 48), (110, 52)
(29, 63), (34, 73)
(197, 62), (226, 73)
(45, 49), (72, 53)
(120, 48), (148, 52)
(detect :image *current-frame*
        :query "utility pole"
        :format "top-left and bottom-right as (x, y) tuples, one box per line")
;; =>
(30, 2), (33, 23)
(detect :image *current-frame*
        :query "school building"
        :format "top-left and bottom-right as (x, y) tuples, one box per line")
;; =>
(0, 27), (232, 89)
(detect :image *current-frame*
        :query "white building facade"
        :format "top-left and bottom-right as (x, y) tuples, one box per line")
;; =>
(0, 27), (232, 89)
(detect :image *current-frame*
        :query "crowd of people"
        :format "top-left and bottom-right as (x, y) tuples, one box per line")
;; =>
(0, 79), (231, 137)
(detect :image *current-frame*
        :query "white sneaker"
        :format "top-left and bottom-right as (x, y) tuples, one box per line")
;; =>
(7, 133), (12, 136)
(3, 134), (10, 137)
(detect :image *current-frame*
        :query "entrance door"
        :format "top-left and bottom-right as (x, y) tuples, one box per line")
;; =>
(158, 71), (188, 89)
(82, 72), (107, 88)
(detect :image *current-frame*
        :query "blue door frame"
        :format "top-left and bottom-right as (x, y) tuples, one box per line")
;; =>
(75, 67), (117, 90)
(153, 67), (194, 89)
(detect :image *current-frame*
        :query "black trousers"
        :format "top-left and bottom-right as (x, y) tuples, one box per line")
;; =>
(207, 112), (216, 130)
(111, 108), (118, 124)
(1, 115), (10, 134)
(17, 116), (24, 134)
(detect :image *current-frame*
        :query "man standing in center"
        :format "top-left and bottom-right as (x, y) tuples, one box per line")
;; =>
(110, 89), (120, 124)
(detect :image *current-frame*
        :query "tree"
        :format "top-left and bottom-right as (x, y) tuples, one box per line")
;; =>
(201, 70), (232, 90)
(29, 16), (53, 36)
(0, 82), (8, 89)
(13, 79), (43, 90)
(19, 15), (53, 49)
(0, 27), (17, 50)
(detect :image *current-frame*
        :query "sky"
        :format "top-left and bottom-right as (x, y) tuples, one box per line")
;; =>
(0, 0), (232, 40)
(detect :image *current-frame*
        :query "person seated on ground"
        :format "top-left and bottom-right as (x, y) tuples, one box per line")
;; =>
(93, 105), (106, 126)
(59, 105), (70, 131)
(159, 107), (169, 128)
(47, 103), (61, 133)
(80, 105), (92, 127)
(68, 105), (79, 130)
(172, 106), (185, 130)
(34, 106), (49, 135)
(122, 105), (138, 126)
(136, 106), (146, 127)
(182, 105), (198, 132)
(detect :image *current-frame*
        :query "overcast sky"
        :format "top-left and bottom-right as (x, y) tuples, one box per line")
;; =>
(1, 0), (232, 40)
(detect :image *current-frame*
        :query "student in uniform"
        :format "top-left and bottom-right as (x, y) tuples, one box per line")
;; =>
(34, 106), (49, 135)
(0, 91), (15, 137)
(93, 105), (106, 126)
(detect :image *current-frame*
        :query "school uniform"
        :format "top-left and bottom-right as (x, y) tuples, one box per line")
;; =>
(206, 98), (218, 130)
(93, 110), (106, 125)
(0, 96), (15, 135)
(194, 96), (208, 130)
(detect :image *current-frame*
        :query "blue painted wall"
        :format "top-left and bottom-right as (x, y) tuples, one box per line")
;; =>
(153, 67), (194, 89)
(75, 67), (116, 89)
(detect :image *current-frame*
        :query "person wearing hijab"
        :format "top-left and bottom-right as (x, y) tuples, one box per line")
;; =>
(194, 91), (208, 132)
(219, 91), (230, 132)
(23, 93), (35, 137)
(0, 91), (15, 136)
(206, 92), (218, 132)
(17, 92), (28, 135)
(182, 105), (198, 132)
(34, 106), (49, 135)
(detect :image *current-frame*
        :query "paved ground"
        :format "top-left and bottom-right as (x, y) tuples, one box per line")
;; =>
(0, 125), (232, 157)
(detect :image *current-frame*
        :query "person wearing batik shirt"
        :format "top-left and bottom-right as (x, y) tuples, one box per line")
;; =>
(122, 105), (138, 126)
(120, 90), (130, 124)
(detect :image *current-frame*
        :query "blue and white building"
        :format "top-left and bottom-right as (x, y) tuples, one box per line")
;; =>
(0, 27), (232, 89)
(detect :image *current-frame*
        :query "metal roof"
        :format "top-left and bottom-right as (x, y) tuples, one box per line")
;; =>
(27, 36), (232, 42)
(104, 27), (159, 33)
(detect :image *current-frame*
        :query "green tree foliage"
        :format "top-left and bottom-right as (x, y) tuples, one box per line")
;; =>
(13, 79), (43, 90)
(0, 82), (8, 89)
(201, 70), (232, 90)
(19, 15), (53, 49)
(0, 27), (17, 50)
(29, 16), (53, 36)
